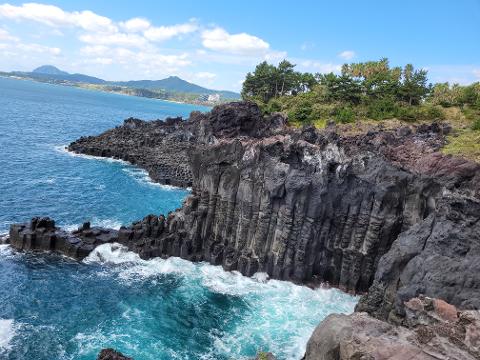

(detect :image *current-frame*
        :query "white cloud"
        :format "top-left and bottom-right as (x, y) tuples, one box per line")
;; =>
(0, 28), (18, 42)
(338, 50), (356, 60)
(18, 42), (61, 55)
(0, 40), (61, 56)
(80, 45), (110, 56)
(79, 44), (191, 75)
(86, 57), (113, 65)
(264, 50), (287, 62)
(144, 22), (197, 42)
(473, 69), (480, 79)
(0, 3), (291, 90)
(0, 3), (117, 33)
(0, 28), (61, 56)
(120, 17), (151, 32)
(300, 60), (341, 73)
(195, 71), (216, 80)
(300, 41), (315, 51)
(79, 32), (147, 48)
(189, 71), (217, 86)
(201, 27), (269, 56)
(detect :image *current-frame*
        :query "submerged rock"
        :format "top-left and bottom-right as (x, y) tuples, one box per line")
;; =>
(97, 348), (132, 360)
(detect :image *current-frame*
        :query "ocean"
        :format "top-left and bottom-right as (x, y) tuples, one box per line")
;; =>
(0, 77), (356, 360)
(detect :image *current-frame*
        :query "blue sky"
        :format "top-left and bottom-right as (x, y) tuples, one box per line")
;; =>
(0, 0), (479, 91)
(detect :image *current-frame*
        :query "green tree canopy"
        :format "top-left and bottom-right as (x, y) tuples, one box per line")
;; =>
(241, 60), (317, 103)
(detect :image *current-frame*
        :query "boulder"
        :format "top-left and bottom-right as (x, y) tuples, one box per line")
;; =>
(304, 297), (480, 360)
(97, 348), (132, 360)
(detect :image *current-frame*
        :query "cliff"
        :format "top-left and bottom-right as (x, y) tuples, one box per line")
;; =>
(7, 102), (480, 358)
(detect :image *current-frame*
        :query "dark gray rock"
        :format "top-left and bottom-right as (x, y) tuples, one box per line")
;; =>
(9, 217), (118, 260)
(356, 197), (480, 321)
(97, 348), (132, 360)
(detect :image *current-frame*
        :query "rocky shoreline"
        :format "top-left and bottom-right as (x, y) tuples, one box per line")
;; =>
(5, 102), (480, 359)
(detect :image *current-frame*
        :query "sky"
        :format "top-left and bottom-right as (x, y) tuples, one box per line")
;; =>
(0, 0), (479, 91)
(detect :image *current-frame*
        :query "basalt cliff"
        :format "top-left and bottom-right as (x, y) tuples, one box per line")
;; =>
(6, 102), (480, 359)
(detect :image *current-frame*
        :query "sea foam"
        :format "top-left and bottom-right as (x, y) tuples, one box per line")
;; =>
(84, 243), (358, 359)
(55, 144), (182, 191)
(0, 319), (16, 352)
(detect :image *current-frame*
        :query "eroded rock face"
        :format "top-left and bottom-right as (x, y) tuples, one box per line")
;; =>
(121, 134), (441, 293)
(357, 198), (480, 320)
(304, 297), (480, 360)
(16, 102), (478, 299)
(68, 102), (286, 188)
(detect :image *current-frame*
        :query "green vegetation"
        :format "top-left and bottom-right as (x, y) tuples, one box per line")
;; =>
(242, 58), (448, 124)
(241, 58), (480, 161)
(79, 83), (211, 104)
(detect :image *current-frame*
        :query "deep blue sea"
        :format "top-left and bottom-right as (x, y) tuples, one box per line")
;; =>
(0, 77), (357, 360)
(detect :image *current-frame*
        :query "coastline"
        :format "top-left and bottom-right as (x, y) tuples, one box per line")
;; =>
(0, 74), (216, 108)
(55, 145), (188, 192)
(4, 101), (480, 359)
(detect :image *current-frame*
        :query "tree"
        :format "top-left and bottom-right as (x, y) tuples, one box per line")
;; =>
(342, 58), (401, 99)
(241, 61), (277, 103)
(277, 60), (296, 96)
(399, 64), (430, 105)
(241, 60), (316, 103)
(318, 73), (363, 105)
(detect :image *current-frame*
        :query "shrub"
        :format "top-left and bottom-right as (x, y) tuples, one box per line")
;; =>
(288, 101), (313, 124)
(419, 104), (445, 120)
(396, 106), (417, 121)
(367, 98), (398, 120)
(397, 104), (445, 121)
(334, 106), (355, 123)
(266, 98), (282, 113)
(472, 118), (480, 131)
(311, 103), (336, 119)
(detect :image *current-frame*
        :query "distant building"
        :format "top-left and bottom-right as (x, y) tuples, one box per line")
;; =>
(207, 94), (221, 102)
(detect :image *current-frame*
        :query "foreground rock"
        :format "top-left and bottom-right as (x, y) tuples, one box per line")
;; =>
(304, 296), (480, 360)
(97, 348), (132, 360)
(9, 217), (118, 259)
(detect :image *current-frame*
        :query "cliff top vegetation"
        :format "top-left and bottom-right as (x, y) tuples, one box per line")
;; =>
(241, 58), (480, 162)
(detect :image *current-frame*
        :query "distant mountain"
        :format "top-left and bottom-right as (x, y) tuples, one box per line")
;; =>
(33, 65), (69, 76)
(12, 65), (106, 85)
(6, 65), (240, 100)
(113, 76), (240, 99)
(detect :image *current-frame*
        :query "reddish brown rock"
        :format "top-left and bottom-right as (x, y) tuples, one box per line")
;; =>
(304, 297), (480, 360)
(433, 298), (458, 322)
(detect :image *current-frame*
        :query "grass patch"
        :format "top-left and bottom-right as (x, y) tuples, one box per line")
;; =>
(287, 118), (327, 129)
(442, 129), (480, 162)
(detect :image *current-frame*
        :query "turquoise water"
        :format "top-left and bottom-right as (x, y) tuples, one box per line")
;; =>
(0, 77), (357, 359)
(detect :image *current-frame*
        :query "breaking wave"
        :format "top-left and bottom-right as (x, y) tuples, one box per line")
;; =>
(85, 243), (358, 359)
(55, 144), (182, 191)
(0, 319), (16, 353)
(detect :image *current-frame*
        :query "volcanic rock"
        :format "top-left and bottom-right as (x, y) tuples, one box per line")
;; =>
(9, 217), (118, 259)
(97, 348), (132, 360)
(304, 297), (480, 360)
